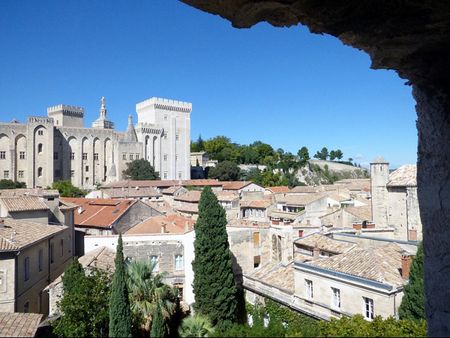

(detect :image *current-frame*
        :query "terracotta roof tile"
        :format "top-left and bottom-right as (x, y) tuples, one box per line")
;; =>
(126, 214), (195, 235)
(102, 179), (221, 189)
(61, 198), (137, 229)
(295, 233), (356, 254)
(307, 243), (406, 287)
(0, 218), (66, 252)
(247, 262), (295, 294)
(174, 191), (201, 203)
(265, 186), (290, 194)
(240, 199), (272, 209)
(0, 196), (49, 212)
(221, 181), (253, 190)
(277, 193), (327, 206)
(105, 187), (161, 198)
(344, 205), (372, 221)
(387, 164), (417, 187)
(215, 191), (239, 202)
(0, 312), (42, 337)
(0, 188), (59, 198)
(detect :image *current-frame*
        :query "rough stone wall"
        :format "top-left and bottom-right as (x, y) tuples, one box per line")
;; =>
(114, 201), (162, 234)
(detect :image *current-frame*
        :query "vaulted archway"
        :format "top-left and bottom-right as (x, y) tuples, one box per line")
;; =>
(181, 1), (450, 335)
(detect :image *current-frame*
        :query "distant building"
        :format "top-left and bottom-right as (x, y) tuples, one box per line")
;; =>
(371, 159), (422, 241)
(0, 96), (192, 189)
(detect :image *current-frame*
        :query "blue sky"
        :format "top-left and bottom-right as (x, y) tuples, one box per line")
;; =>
(0, 0), (417, 168)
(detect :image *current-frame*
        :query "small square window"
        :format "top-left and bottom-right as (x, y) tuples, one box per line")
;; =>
(163, 154), (168, 161)
(38, 130), (43, 136)
(3, 170), (9, 179)
(70, 152), (75, 160)
(130, 154), (134, 160)
(85, 165), (89, 172)
(18, 170), (24, 178)
(122, 153), (127, 160)
(38, 144), (43, 153)
(94, 153), (99, 161)
(0, 151), (5, 160)
(163, 172), (168, 179)
(135, 153), (139, 159)
(19, 151), (25, 160)
(82, 153), (87, 160)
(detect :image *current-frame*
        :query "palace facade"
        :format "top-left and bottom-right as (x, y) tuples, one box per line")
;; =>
(0, 97), (192, 189)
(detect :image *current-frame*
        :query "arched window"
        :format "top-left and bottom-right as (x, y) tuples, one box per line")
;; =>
(38, 143), (43, 153)
(38, 167), (43, 177)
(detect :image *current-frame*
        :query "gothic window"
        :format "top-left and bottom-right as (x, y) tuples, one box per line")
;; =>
(82, 153), (87, 160)
(3, 171), (8, 179)
(37, 167), (43, 177)
(94, 153), (99, 161)
(19, 151), (25, 159)
(175, 255), (184, 270)
(38, 143), (43, 153)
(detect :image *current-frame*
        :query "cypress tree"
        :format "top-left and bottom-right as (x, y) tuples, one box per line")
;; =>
(109, 234), (133, 337)
(150, 303), (166, 337)
(399, 242), (425, 320)
(192, 186), (238, 329)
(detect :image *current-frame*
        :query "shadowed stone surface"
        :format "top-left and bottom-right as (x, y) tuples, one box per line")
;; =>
(180, 0), (450, 335)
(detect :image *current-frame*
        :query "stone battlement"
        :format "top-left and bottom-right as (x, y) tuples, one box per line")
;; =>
(136, 97), (192, 113)
(47, 104), (84, 116)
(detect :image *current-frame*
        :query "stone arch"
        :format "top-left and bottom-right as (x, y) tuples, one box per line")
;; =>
(181, 3), (450, 333)
(14, 134), (27, 182)
(68, 137), (78, 184)
(104, 138), (113, 182)
(93, 137), (101, 184)
(0, 134), (10, 180)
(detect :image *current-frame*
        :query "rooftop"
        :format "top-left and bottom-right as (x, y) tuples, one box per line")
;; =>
(0, 218), (67, 252)
(126, 214), (195, 235)
(0, 196), (49, 212)
(174, 190), (202, 203)
(221, 181), (255, 190)
(344, 205), (373, 221)
(61, 198), (137, 229)
(265, 186), (290, 194)
(102, 179), (221, 189)
(277, 193), (327, 206)
(305, 243), (406, 287)
(0, 188), (59, 198)
(161, 186), (184, 195)
(104, 187), (162, 199)
(0, 312), (43, 337)
(295, 233), (356, 254)
(387, 164), (417, 187)
(215, 191), (239, 202)
(246, 262), (295, 294)
(240, 199), (272, 209)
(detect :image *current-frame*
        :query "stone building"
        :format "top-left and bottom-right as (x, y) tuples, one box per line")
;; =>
(370, 159), (422, 241)
(0, 96), (192, 190)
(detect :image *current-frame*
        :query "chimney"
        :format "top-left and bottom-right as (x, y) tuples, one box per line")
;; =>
(313, 244), (320, 258)
(401, 253), (413, 279)
(161, 222), (166, 234)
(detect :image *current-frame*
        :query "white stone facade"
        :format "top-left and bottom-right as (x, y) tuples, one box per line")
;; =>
(0, 97), (192, 189)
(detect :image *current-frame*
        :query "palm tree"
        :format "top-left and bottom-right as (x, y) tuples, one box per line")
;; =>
(126, 260), (177, 332)
(179, 315), (214, 337)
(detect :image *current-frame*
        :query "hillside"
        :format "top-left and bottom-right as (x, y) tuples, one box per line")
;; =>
(296, 160), (369, 185)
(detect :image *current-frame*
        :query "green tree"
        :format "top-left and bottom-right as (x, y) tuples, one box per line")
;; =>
(314, 147), (329, 160)
(52, 180), (86, 197)
(191, 135), (205, 152)
(126, 260), (177, 333)
(0, 179), (26, 189)
(329, 150), (336, 160)
(399, 242), (425, 321)
(204, 136), (232, 159)
(179, 316), (214, 337)
(208, 161), (241, 181)
(192, 187), (238, 329)
(150, 303), (166, 338)
(297, 146), (310, 165)
(52, 260), (111, 337)
(122, 159), (160, 180)
(109, 235), (133, 338)
(334, 149), (343, 160)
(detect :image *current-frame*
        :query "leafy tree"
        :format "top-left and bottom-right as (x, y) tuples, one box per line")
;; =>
(208, 161), (241, 181)
(150, 303), (166, 338)
(0, 179), (26, 189)
(399, 242), (425, 321)
(204, 136), (232, 159)
(52, 260), (111, 337)
(122, 159), (159, 180)
(179, 315), (214, 337)
(297, 146), (310, 165)
(191, 135), (205, 152)
(126, 260), (177, 333)
(329, 150), (336, 160)
(52, 180), (86, 197)
(109, 235), (132, 338)
(241, 167), (262, 184)
(192, 187), (238, 329)
(314, 147), (329, 160)
(334, 149), (343, 160)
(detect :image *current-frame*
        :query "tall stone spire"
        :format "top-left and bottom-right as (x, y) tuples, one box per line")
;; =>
(124, 114), (138, 142)
(92, 96), (114, 129)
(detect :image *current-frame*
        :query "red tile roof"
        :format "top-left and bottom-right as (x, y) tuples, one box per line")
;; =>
(126, 214), (195, 235)
(265, 186), (290, 194)
(174, 190), (201, 203)
(240, 199), (272, 209)
(61, 198), (137, 229)
(221, 181), (253, 190)
(102, 179), (222, 189)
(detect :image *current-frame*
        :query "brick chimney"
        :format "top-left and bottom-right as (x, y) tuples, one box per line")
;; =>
(401, 253), (413, 279)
